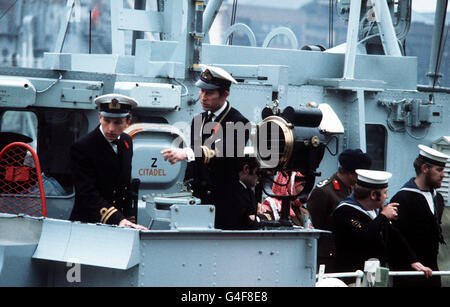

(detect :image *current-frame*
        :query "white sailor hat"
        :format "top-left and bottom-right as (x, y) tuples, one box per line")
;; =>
(418, 144), (449, 167)
(243, 145), (256, 157)
(195, 64), (238, 90)
(95, 94), (138, 118)
(356, 169), (392, 189)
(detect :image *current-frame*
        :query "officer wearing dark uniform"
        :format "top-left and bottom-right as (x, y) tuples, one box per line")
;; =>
(69, 94), (147, 230)
(307, 149), (371, 273)
(333, 170), (432, 278)
(162, 65), (250, 229)
(390, 145), (449, 287)
(231, 155), (262, 230)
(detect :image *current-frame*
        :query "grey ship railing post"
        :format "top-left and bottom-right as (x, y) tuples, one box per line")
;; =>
(342, 1), (368, 151)
(343, 0), (362, 80)
(427, 0), (449, 86)
(389, 271), (450, 277)
(372, 0), (402, 56)
(110, 0), (125, 55)
(318, 264), (450, 287)
(192, 1), (205, 70)
(203, 0), (224, 40)
(54, 0), (76, 53)
(131, 0), (147, 56)
(317, 264), (364, 286)
(344, 0), (403, 79)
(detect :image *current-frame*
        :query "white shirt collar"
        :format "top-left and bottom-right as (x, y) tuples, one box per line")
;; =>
(239, 180), (248, 189)
(335, 202), (378, 220)
(99, 125), (121, 143)
(209, 101), (228, 120)
(99, 125), (120, 153)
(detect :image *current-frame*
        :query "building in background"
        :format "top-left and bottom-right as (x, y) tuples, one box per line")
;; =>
(0, 0), (449, 86)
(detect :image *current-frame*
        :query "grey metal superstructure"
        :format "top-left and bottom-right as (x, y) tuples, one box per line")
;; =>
(0, 0), (449, 287)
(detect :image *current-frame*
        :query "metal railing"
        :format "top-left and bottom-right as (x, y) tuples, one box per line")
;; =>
(317, 261), (450, 287)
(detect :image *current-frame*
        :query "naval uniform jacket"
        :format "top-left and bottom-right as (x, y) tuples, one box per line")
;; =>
(69, 126), (134, 225)
(307, 173), (352, 271)
(228, 180), (260, 230)
(389, 178), (445, 287)
(333, 194), (417, 273)
(184, 101), (250, 230)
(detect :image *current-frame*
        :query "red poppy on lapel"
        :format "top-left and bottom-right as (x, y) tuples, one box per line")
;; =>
(124, 140), (129, 149)
(333, 179), (340, 191)
(212, 124), (220, 134)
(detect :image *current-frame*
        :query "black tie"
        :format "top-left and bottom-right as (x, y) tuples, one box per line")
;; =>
(112, 139), (120, 155)
(203, 113), (214, 142)
(205, 112), (214, 123)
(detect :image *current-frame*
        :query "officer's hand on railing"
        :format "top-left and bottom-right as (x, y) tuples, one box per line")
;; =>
(410, 262), (433, 278)
(161, 148), (188, 164)
(119, 218), (148, 230)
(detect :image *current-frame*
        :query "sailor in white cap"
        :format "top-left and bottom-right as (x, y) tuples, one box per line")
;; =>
(417, 144), (449, 169)
(69, 93), (147, 230)
(161, 64), (250, 229)
(333, 169), (432, 279)
(390, 144), (449, 287)
(307, 148), (372, 273)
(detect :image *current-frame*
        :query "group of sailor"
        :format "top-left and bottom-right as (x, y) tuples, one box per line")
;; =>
(310, 145), (448, 287)
(28, 65), (447, 287)
(67, 65), (448, 286)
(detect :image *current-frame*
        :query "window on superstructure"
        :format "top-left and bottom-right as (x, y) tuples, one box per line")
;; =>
(36, 109), (89, 195)
(366, 124), (387, 171)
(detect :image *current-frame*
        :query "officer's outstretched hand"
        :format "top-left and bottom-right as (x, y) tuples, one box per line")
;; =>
(119, 218), (148, 230)
(380, 202), (399, 220)
(161, 148), (188, 164)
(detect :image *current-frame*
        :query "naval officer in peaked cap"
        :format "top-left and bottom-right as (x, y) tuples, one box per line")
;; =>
(161, 64), (251, 229)
(333, 169), (432, 279)
(69, 93), (147, 230)
(96, 93), (137, 117)
(390, 144), (449, 287)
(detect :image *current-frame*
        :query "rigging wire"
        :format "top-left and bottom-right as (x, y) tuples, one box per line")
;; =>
(172, 79), (189, 97)
(36, 72), (63, 94)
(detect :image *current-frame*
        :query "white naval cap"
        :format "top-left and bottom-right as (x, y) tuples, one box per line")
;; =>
(243, 145), (256, 157)
(356, 169), (392, 189)
(95, 93), (138, 118)
(195, 64), (238, 90)
(418, 144), (449, 167)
